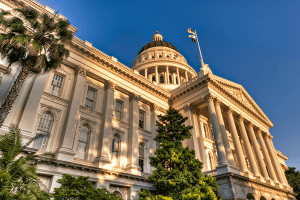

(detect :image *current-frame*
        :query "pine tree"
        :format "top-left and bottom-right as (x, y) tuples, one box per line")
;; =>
(139, 107), (222, 200)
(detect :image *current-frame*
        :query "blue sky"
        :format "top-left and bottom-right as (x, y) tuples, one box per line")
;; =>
(37, 0), (300, 170)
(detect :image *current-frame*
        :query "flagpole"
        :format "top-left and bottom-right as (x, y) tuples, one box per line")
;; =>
(195, 30), (205, 67)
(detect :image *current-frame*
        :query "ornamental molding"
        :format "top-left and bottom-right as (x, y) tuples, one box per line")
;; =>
(79, 105), (102, 119)
(104, 81), (117, 91)
(129, 93), (140, 102)
(42, 92), (69, 107)
(76, 67), (87, 77)
(150, 103), (159, 112)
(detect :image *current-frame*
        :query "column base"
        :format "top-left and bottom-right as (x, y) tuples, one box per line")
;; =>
(94, 156), (112, 169)
(55, 147), (76, 162)
(126, 163), (141, 175)
(216, 163), (241, 175)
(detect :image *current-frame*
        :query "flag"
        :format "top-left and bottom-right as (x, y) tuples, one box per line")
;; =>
(189, 35), (196, 43)
(187, 28), (196, 35)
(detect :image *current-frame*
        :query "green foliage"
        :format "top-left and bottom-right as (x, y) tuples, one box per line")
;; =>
(285, 167), (300, 200)
(139, 107), (221, 200)
(0, 126), (50, 199)
(52, 174), (122, 200)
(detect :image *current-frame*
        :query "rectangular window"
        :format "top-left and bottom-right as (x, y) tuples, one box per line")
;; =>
(50, 74), (63, 96)
(85, 89), (95, 109)
(115, 101), (122, 120)
(139, 111), (144, 129)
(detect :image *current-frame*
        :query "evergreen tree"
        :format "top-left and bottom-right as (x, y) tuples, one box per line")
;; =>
(139, 107), (221, 200)
(285, 167), (300, 200)
(52, 174), (122, 200)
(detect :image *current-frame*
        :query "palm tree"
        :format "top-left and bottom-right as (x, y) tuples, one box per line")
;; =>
(0, 126), (50, 199)
(0, 7), (73, 127)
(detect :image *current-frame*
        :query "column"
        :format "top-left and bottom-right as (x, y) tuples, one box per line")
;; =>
(18, 73), (49, 134)
(176, 67), (181, 85)
(185, 70), (188, 82)
(195, 113), (209, 171)
(155, 66), (158, 84)
(150, 104), (159, 172)
(237, 116), (260, 176)
(226, 108), (248, 172)
(166, 66), (170, 84)
(56, 68), (87, 162)
(94, 81), (116, 167)
(264, 134), (286, 184)
(145, 68), (148, 79)
(247, 123), (270, 180)
(214, 99), (235, 166)
(257, 130), (278, 182)
(183, 105), (201, 160)
(205, 95), (228, 165)
(126, 93), (141, 175)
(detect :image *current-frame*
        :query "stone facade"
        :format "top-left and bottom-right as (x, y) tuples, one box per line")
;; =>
(0, 0), (296, 199)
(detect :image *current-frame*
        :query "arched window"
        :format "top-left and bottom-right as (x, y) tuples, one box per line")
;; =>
(113, 191), (122, 198)
(246, 193), (255, 200)
(175, 77), (178, 84)
(260, 197), (266, 200)
(33, 112), (53, 150)
(112, 135), (120, 165)
(160, 74), (164, 83)
(169, 75), (172, 84)
(152, 75), (156, 82)
(76, 125), (90, 159)
(208, 153), (213, 170)
(139, 143), (144, 172)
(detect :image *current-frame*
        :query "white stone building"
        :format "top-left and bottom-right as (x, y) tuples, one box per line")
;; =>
(0, 0), (297, 199)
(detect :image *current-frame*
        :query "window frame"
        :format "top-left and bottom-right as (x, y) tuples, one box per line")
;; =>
(139, 110), (145, 129)
(49, 73), (64, 96)
(138, 142), (145, 172)
(32, 112), (53, 151)
(84, 87), (96, 109)
(114, 100), (123, 121)
(76, 125), (90, 160)
(111, 134), (121, 166)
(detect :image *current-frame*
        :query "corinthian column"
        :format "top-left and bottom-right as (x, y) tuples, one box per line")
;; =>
(247, 123), (270, 180)
(155, 66), (158, 84)
(226, 108), (248, 172)
(257, 130), (278, 182)
(56, 68), (87, 162)
(166, 66), (170, 84)
(264, 134), (286, 184)
(205, 95), (228, 165)
(237, 116), (260, 177)
(126, 93), (141, 175)
(214, 99), (235, 166)
(176, 67), (181, 85)
(94, 81), (117, 167)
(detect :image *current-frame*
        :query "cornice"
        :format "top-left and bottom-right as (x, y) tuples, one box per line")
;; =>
(67, 38), (171, 100)
(79, 106), (102, 119)
(208, 76), (273, 128)
(42, 92), (69, 107)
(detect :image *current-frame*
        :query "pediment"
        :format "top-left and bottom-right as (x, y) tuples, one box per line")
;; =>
(209, 74), (272, 126)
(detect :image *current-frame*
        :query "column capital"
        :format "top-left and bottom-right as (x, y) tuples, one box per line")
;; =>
(246, 122), (254, 128)
(129, 93), (141, 102)
(150, 103), (159, 112)
(214, 97), (221, 105)
(76, 67), (87, 77)
(105, 81), (117, 91)
(225, 106), (234, 114)
(204, 94), (215, 102)
(183, 104), (193, 112)
(237, 114), (244, 122)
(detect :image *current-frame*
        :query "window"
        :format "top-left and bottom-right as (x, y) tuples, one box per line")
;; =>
(139, 111), (144, 129)
(160, 74), (164, 83)
(115, 101), (122, 120)
(169, 75), (172, 84)
(208, 153), (213, 170)
(76, 125), (89, 159)
(175, 77), (178, 84)
(50, 74), (63, 96)
(32, 113), (53, 150)
(139, 143), (144, 172)
(85, 89), (95, 109)
(203, 124), (209, 139)
(113, 191), (122, 198)
(112, 135), (120, 165)
(152, 75), (156, 82)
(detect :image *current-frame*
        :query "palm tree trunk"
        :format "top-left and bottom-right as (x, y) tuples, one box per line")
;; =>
(0, 66), (31, 127)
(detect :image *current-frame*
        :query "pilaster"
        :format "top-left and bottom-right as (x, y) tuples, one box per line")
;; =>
(94, 80), (116, 168)
(56, 67), (87, 162)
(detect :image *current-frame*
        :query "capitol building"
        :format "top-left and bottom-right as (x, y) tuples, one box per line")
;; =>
(0, 0), (297, 199)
